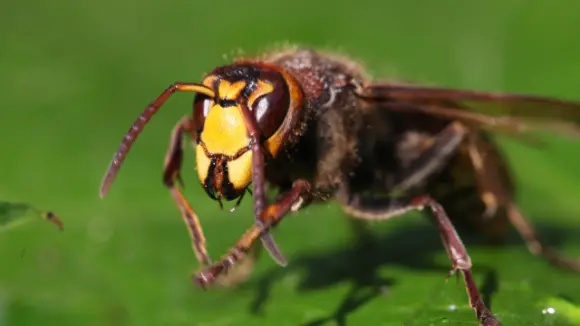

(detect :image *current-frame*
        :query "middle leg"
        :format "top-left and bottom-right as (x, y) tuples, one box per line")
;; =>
(338, 120), (468, 219)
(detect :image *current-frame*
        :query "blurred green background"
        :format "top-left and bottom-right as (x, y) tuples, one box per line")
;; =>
(2, 1), (580, 325)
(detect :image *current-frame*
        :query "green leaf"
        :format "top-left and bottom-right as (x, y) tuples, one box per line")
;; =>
(539, 297), (580, 325)
(1, 0), (580, 325)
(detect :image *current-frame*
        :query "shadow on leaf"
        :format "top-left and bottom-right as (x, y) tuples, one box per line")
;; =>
(247, 216), (580, 325)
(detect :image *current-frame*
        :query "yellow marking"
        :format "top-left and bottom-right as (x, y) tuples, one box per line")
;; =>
(468, 145), (483, 170)
(202, 75), (217, 89)
(247, 79), (274, 106)
(180, 84), (215, 98)
(195, 144), (211, 182)
(227, 150), (253, 190)
(218, 80), (246, 100)
(481, 191), (498, 217)
(449, 121), (468, 133)
(200, 104), (249, 156)
(200, 67), (302, 161)
(264, 131), (284, 157)
(466, 132), (484, 171)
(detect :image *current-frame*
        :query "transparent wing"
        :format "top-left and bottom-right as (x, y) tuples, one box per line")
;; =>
(356, 82), (580, 139)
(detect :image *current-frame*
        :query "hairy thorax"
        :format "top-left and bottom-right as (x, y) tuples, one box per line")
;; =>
(256, 48), (372, 199)
(254, 47), (512, 222)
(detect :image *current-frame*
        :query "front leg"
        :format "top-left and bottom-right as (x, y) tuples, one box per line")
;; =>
(165, 116), (265, 286)
(163, 116), (212, 266)
(235, 100), (289, 268)
(248, 137), (289, 267)
(194, 180), (312, 287)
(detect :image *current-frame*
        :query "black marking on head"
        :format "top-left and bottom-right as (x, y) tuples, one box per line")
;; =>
(202, 155), (241, 201)
(211, 64), (261, 99)
(218, 99), (237, 107)
(203, 156), (218, 200)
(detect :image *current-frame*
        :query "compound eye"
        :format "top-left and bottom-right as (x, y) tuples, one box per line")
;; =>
(193, 93), (213, 133)
(251, 71), (290, 139)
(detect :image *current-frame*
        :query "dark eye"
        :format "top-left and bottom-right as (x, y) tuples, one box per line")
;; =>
(193, 94), (213, 133)
(251, 71), (290, 138)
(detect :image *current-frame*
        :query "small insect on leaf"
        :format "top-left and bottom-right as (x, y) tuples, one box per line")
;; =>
(0, 201), (63, 232)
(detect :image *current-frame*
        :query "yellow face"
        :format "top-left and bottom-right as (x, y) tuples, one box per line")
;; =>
(195, 81), (251, 199)
(193, 64), (294, 202)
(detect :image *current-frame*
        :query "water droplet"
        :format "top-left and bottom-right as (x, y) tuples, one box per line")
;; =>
(542, 297), (580, 324)
(542, 307), (556, 315)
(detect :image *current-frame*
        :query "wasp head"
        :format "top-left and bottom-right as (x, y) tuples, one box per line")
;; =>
(193, 63), (301, 202)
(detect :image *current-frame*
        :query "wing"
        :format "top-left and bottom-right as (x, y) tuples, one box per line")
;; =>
(354, 82), (580, 139)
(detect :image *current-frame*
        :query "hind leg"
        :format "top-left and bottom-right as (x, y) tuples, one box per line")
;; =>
(436, 133), (513, 242)
(340, 194), (502, 326)
(466, 134), (580, 271)
(334, 123), (501, 325)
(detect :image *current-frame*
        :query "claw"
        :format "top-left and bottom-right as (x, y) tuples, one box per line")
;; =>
(260, 232), (288, 267)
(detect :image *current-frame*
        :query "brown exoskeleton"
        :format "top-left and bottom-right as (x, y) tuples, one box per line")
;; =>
(99, 46), (580, 326)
